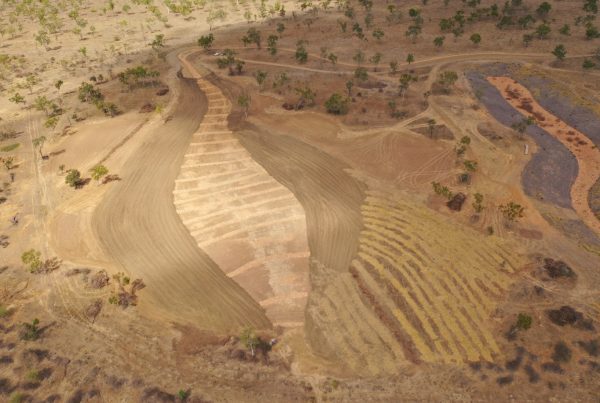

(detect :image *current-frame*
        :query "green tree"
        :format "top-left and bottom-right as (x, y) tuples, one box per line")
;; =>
(372, 28), (384, 41)
(559, 24), (571, 35)
(470, 33), (481, 45)
(324, 93), (349, 115)
(267, 35), (278, 55)
(65, 169), (82, 188)
(294, 86), (316, 108)
(242, 28), (261, 49)
(434, 36), (445, 48)
(150, 34), (165, 52)
(354, 67), (368, 82)
(54, 80), (64, 93)
(438, 71), (459, 92)
(552, 44), (567, 61)
(345, 80), (354, 97)
(237, 94), (251, 117)
(90, 164), (109, 183)
(240, 327), (260, 357)
(406, 53), (415, 64)
(276, 22), (285, 36)
(197, 33), (214, 50)
(9, 93), (26, 105)
(583, 58), (596, 69)
(535, 23), (551, 39)
(21, 250), (42, 273)
(389, 60), (399, 75)
(254, 70), (268, 90)
(295, 41), (308, 64)
(536, 1), (551, 16)
(32, 136), (46, 158)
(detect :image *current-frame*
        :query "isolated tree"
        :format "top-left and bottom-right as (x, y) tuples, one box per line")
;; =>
(370, 52), (382, 71)
(324, 93), (349, 115)
(437, 71), (459, 93)
(427, 118), (436, 137)
(399, 73), (415, 98)
(434, 36), (445, 48)
(552, 44), (567, 61)
(406, 53), (415, 65)
(295, 41), (308, 64)
(586, 25), (600, 40)
(9, 92), (26, 105)
(240, 327), (260, 357)
(535, 23), (551, 39)
(354, 67), (368, 82)
(536, 1), (552, 16)
(21, 249), (42, 273)
(512, 116), (535, 136)
(150, 34), (165, 52)
(267, 35), (278, 56)
(65, 169), (82, 188)
(90, 164), (109, 183)
(522, 33), (534, 47)
(353, 50), (365, 65)
(78, 46), (88, 59)
(389, 60), (399, 75)
(559, 24), (571, 36)
(470, 33), (481, 46)
(372, 28), (384, 41)
(294, 86), (316, 109)
(32, 136), (46, 158)
(34, 96), (52, 116)
(237, 94), (251, 117)
(242, 28), (261, 49)
(327, 53), (338, 65)
(54, 80), (64, 93)
(345, 80), (354, 97)
(276, 22), (286, 36)
(198, 33), (214, 51)
(583, 58), (596, 69)
(254, 70), (268, 90)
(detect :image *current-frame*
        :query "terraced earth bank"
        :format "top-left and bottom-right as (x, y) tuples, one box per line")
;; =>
(92, 55), (270, 332)
(174, 53), (310, 328)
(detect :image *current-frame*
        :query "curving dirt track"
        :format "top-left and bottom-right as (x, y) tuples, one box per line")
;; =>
(91, 51), (271, 332)
(488, 77), (600, 236)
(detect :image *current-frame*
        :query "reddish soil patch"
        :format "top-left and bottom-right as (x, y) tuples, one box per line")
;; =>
(488, 76), (600, 237)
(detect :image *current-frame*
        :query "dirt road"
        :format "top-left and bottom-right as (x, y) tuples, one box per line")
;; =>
(92, 54), (271, 332)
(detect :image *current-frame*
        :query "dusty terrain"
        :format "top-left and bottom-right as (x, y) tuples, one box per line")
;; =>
(1, 0), (600, 401)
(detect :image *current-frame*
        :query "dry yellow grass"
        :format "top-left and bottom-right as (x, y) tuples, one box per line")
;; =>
(350, 190), (524, 364)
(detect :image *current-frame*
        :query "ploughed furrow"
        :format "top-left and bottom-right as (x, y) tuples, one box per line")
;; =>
(350, 190), (525, 364)
(174, 54), (310, 328)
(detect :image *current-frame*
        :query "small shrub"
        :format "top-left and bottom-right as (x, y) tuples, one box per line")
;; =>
(25, 370), (40, 382)
(552, 341), (572, 363)
(0, 305), (9, 318)
(20, 318), (40, 341)
(516, 313), (533, 330)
